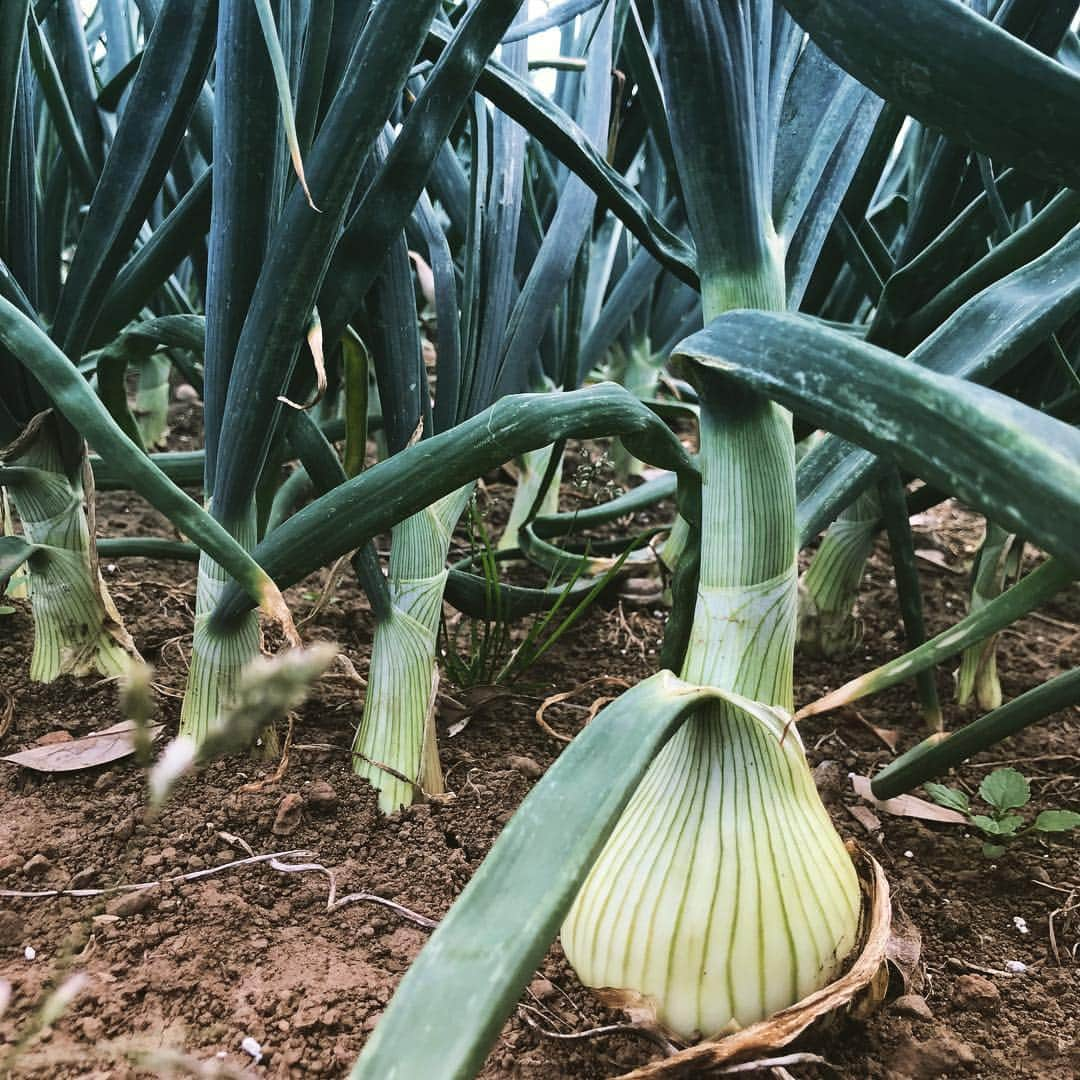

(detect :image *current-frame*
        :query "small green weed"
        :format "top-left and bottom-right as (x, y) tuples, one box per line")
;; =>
(925, 766), (1080, 857)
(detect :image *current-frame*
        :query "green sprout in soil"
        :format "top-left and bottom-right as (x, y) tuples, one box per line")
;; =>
(925, 767), (1080, 858)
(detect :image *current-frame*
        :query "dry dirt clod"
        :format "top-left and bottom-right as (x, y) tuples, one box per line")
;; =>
(528, 977), (558, 1002)
(272, 792), (304, 836)
(507, 755), (544, 780)
(888, 1032), (977, 1079)
(890, 993), (933, 1021)
(35, 731), (73, 746)
(951, 973), (1001, 1015)
(1026, 1032), (1061, 1059)
(106, 889), (156, 918)
(80, 1016), (104, 1041)
(0, 909), (25, 946)
(69, 866), (100, 889)
(22, 853), (52, 878)
(307, 780), (338, 813)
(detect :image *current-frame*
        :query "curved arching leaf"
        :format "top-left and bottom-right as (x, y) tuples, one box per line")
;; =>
(0, 296), (281, 613)
(779, 0), (1080, 187)
(795, 222), (1080, 541)
(210, 384), (697, 626)
(350, 672), (732, 1080)
(673, 311), (1080, 573)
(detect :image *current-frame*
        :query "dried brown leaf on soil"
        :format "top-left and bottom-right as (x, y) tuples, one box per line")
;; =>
(850, 773), (967, 824)
(0, 720), (162, 773)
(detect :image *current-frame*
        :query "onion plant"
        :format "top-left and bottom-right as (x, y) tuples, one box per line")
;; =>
(0, 0), (220, 680)
(955, 521), (1022, 710)
(5, 4), (1079, 1072)
(346, 2), (1080, 1074)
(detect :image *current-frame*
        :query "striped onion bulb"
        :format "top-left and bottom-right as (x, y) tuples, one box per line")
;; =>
(562, 395), (861, 1039)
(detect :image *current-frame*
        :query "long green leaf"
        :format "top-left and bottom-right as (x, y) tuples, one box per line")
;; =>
(494, 3), (613, 401)
(421, 23), (698, 289)
(26, 8), (97, 199)
(0, 0), (30, 258)
(50, 0), (218, 359)
(320, 0), (530, 353)
(673, 311), (1080, 573)
(0, 297), (281, 614)
(210, 384), (697, 625)
(46, 0), (106, 171)
(203, 0), (282, 490)
(92, 168), (213, 348)
(877, 467), (940, 729)
(872, 667), (1080, 799)
(794, 222), (1080, 541)
(779, 0), (1080, 187)
(350, 671), (729, 1080)
(797, 558), (1074, 718)
(211, 0), (441, 526)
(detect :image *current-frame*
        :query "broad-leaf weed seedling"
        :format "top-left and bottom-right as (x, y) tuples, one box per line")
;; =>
(926, 767), (1080, 857)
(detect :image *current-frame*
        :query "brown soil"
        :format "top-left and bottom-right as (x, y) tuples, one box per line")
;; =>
(1, 409), (1078, 1079)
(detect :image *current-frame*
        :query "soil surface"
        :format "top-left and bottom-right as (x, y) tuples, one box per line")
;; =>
(1, 404), (1078, 1079)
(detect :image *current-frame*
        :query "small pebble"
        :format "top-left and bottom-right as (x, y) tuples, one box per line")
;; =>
(890, 993), (933, 1021)
(22, 854), (52, 878)
(272, 793), (304, 836)
(69, 867), (100, 889)
(106, 889), (156, 918)
(24, 945), (36, 961)
(528, 977), (558, 1002)
(952, 973), (1001, 1015)
(1013, 915), (1029, 934)
(307, 780), (338, 813)
(507, 755), (543, 780)
(1004, 960), (1027, 974)
(241, 1036), (263, 1064)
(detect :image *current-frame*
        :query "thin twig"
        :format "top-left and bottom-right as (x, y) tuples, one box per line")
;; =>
(0, 848), (314, 900)
(519, 1006), (678, 1055)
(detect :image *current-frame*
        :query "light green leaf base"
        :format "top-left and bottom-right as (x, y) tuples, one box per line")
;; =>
(798, 490), (879, 659)
(353, 485), (473, 813)
(2, 434), (138, 681)
(179, 524), (265, 750)
(496, 444), (561, 552)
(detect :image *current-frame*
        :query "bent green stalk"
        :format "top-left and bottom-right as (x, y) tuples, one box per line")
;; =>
(353, 484), (473, 812)
(955, 521), (1019, 710)
(1, 423), (138, 680)
(798, 489), (880, 658)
